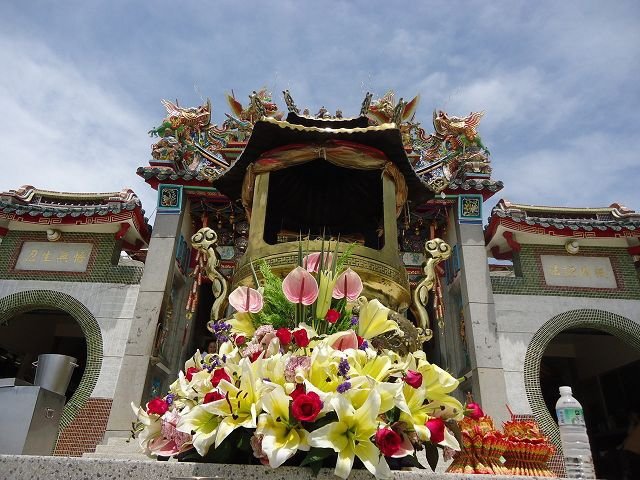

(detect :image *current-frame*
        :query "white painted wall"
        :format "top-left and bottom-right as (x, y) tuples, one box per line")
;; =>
(493, 293), (640, 413)
(0, 279), (139, 398)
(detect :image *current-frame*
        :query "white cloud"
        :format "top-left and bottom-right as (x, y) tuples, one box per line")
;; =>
(0, 36), (157, 217)
(0, 0), (638, 223)
(497, 131), (638, 209)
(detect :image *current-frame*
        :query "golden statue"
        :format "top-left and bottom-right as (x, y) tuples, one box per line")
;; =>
(411, 238), (452, 337)
(190, 227), (229, 321)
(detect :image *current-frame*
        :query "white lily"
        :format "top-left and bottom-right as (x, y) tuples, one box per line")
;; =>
(308, 390), (391, 479)
(228, 311), (256, 337)
(256, 384), (310, 467)
(207, 358), (259, 447)
(357, 298), (398, 339)
(131, 403), (162, 454)
(176, 401), (222, 456)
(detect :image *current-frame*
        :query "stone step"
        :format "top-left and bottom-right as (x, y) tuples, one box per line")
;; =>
(82, 452), (153, 460)
(106, 436), (134, 446)
(2, 454), (569, 480)
(93, 442), (144, 455)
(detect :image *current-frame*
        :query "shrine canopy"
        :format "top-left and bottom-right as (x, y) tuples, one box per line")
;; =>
(0, 185), (151, 252)
(486, 199), (640, 260)
(212, 112), (435, 227)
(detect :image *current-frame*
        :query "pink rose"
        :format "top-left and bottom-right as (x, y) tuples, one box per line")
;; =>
(404, 370), (423, 388)
(465, 402), (485, 420)
(375, 428), (403, 457)
(425, 417), (445, 443)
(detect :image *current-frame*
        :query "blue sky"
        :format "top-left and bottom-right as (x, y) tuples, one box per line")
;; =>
(1, 1), (639, 223)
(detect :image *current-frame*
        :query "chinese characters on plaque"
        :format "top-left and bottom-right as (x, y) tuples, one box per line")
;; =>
(15, 242), (93, 272)
(540, 255), (617, 289)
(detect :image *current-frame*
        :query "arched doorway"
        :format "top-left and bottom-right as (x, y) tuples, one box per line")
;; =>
(0, 290), (102, 429)
(524, 309), (640, 478)
(0, 308), (87, 400)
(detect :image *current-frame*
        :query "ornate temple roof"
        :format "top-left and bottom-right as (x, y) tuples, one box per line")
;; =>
(0, 185), (150, 250)
(136, 166), (215, 185)
(445, 178), (504, 200)
(486, 199), (640, 259)
(138, 90), (503, 204)
(212, 116), (434, 204)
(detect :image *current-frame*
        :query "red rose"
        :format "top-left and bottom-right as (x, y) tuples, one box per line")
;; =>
(204, 391), (224, 403)
(425, 417), (445, 443)
(146, 397), (168, 415)
(276, 328), (292, 345)
(465, 402), (484, 420)
(291, 391), (323, 422)
(211, 368), (231, 387)
(356, 335), (365, 347)
(185, 367), (200, 382)
(325, 309), (340, 324)
(290, 384), (306, 401)
(404, 370), (423, 388)
(292, 329), (310, 347)
(375, 427), (403, 457)
(235, 335), (246, 345)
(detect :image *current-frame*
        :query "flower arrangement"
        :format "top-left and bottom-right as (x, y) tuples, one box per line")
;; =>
(132, 244), (464, 479)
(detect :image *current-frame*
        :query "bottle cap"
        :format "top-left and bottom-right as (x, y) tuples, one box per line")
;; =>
(559, 386), (572, 395)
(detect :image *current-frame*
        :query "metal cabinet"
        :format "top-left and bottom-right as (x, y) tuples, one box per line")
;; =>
(0, 378), (65, 455)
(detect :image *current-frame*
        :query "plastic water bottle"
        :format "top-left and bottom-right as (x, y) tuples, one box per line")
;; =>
(555, 386), (596, 479)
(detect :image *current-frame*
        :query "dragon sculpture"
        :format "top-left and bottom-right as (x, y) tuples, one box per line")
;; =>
(149, 99), (212, 139)
(190, 227), (229, 322)
(432, 110), (488, 153)
(411, 238), (453, 339)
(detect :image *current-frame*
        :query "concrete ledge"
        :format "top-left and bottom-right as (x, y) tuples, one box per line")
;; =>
(0, 455), (566, 480)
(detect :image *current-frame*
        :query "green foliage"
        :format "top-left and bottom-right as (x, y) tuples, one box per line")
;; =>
(178, 428), (254, 464)
(385, 407), (401, 424)
(254, 261), (295, 328)
(423, 442), (439, 471)
(300, 447), (335, 476)
(336, 243), (356, 272)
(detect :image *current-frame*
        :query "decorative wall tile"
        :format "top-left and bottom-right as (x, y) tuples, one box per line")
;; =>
(0, 231), (143, 284)
(157, 184), (183, 214)
(491, 245), (640, 300)
(458, 194), (483, 224)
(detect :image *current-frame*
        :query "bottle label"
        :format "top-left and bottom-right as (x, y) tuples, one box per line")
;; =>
(556, 407), (585, 426)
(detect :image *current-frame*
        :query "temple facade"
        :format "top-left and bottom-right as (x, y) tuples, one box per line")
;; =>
(0, 185), (150, 455)
(1, 90), (638, 478)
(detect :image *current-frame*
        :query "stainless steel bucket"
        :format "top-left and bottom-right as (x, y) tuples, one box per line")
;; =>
(33, 354), (78, 396)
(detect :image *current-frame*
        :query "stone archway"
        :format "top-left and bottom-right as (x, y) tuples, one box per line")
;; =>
(0, 290), (103, 429)
(523, 309), (640, 449)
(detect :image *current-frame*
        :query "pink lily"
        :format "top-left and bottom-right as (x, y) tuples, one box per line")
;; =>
(332, 268), (363, 301)
(229, 286), (264, 313)
(303, 252), (334, 273)
(282, 266), (319, 305)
